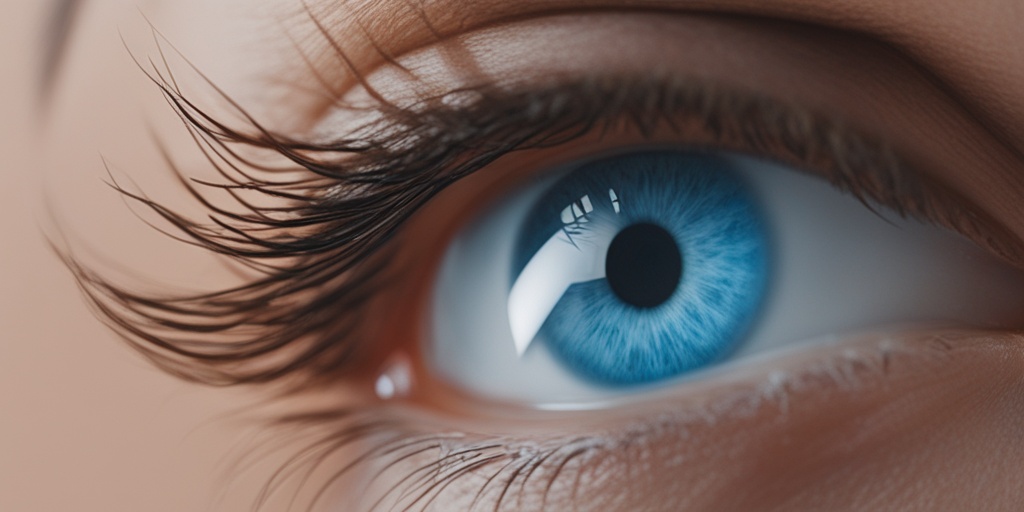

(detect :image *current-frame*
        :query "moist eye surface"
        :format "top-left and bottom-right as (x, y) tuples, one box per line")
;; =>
(508, 152), (770, 385)
(428, 149), (1024, 405)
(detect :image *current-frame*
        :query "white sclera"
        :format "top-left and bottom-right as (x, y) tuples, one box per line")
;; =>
(428, 155), (1024, 406)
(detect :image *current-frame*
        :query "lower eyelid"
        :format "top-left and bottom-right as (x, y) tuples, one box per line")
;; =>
(346, 329), (1024, 511)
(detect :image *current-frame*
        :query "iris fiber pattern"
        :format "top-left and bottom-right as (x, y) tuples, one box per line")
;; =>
(512, 152), (770, 385)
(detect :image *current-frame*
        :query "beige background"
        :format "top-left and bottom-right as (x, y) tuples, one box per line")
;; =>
(0, 4), (266, 511)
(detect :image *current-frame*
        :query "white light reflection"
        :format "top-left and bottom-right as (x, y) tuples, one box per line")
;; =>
(374, 358), (412, 400)
(508, 192), (622, 356)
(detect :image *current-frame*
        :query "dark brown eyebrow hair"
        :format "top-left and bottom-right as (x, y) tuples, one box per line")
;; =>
(40, 0), (83, 103)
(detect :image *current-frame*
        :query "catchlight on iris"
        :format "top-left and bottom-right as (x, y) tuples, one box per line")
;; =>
(506, 153), (769, 385)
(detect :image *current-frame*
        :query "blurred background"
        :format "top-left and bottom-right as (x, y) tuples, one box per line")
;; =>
(0, 4), (271, 511)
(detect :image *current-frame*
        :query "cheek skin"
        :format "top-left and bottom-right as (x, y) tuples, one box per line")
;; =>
(611, 333), (1024, 512)
(349, 331), (1024, 511)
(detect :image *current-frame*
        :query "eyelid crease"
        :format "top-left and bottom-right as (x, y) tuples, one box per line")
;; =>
(62, 55), (1019, 393)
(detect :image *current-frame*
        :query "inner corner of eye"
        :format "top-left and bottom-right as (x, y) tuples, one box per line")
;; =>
(421, 149), (1024, 406)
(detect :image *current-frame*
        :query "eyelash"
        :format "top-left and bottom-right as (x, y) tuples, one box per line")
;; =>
(56, 28), (1021, 510)
(64, 60), (983, 386)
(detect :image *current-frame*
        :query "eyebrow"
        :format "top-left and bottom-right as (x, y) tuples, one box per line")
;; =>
(40, 0), (83, 102)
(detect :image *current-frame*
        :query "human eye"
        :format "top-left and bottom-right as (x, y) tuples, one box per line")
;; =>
(429, 148), (1024, 405)
(52, 5), (1024, 512)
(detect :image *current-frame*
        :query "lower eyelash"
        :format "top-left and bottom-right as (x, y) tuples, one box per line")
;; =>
(239, 331), (968, 512)
(356, 329), (987, 509)
(284, 425), (602, 512)
(231, 411), (541, 511)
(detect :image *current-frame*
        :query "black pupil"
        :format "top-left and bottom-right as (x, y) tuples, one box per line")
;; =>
(605, 223), (683, 308)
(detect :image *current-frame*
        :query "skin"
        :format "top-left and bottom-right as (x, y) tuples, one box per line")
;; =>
(2, 1), (1024, 511)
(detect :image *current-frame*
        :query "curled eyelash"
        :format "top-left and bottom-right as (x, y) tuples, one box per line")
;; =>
(57, 14), (1017, 394)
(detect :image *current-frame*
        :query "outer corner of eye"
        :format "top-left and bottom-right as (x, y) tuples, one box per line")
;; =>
(420, 149), (1024, 409)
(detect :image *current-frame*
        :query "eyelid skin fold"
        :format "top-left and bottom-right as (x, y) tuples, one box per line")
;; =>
(298, 0), (1024, 165)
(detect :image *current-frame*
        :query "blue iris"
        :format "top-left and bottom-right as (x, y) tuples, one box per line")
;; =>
(511, 152), (770, 386)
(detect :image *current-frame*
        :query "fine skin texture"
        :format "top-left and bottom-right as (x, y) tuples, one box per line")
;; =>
(3, 1), (1024, 512)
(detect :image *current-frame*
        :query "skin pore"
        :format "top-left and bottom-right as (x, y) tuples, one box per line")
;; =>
(3, 0), (1024, 511)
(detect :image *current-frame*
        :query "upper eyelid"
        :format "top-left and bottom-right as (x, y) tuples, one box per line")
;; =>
(294, 6), (874, 100)
(317, 73), (1012, 264)
(298, 11), (1024, 255)
(307, 3), (1024, 165)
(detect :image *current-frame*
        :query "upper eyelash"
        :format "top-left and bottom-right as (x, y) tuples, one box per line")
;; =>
(59, 46), (1008, 392)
